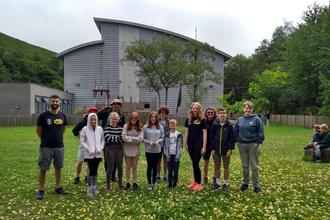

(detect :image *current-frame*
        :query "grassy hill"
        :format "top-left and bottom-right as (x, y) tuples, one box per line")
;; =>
(0, 32), (64, 90)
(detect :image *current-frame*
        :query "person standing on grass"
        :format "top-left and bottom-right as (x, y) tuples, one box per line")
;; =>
(263, 112), (267, 126)
(266, 111), (270, 126)
(72, 107), (98, 185)
(157, 105), (170, 182)
(122, 112), (143, 190)
(144, 111), (164, 190)
(80, 113), (105, 196)
(36, 95), (68, 200)
(313, 124), (330, 163)
(234, 101), (264, 194)
(210, 107), (235, 191)
(97, 99), (125, 183)
(202, 106), (217, 187)
(185, 102), (207, 191)
(164, 119), (183, 189)
(104, 112), (124, 192)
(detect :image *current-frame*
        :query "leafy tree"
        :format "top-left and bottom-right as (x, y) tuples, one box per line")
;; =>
(121, 34), (187, 106)
(224, 54), (253, 103)
(248, 69), (288, 112)
(183, 40), (222, 105)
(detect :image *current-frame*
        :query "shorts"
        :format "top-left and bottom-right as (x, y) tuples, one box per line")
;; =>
(159, 147), (166, 159)
(202, 147), (212, 160)
(38, 147), (65, 171)
(77, 145), (85, 162)
(213, 153), (230, 166)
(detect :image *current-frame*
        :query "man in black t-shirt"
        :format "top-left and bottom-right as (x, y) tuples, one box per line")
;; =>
(36, 95), (69, 200)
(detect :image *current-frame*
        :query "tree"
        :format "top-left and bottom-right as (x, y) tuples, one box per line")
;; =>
(248, 69), (288, 112)
(183, 40), (222, 105)
(121, 34), (187, 106)
(223, 54), (253, 103)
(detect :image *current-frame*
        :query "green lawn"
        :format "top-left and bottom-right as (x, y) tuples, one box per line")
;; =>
(0, 124), (329, 219)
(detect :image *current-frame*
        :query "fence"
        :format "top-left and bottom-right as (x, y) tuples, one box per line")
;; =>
(1, 113), (329, 128)
(0, 114), (188, 127)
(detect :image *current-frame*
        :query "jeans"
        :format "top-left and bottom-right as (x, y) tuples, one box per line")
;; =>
(167, 155), (180, 184)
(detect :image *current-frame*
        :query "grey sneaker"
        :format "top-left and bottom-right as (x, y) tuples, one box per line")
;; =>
(147, 184), (153, 190)
(36, 190), (44, 200)
(211, 183), (221, 191)
(222, 184), (228, 191)
(87, 187), (93, 196)
(92, 186), (99, 194)
(203, 177), (208, 187)
(152, 184), (157, 190)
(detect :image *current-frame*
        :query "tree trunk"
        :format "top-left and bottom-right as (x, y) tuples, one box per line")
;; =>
(165, 87), (168, 106)
(157, 92), (161, 108)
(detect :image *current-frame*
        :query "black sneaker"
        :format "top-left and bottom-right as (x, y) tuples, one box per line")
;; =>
(173, 183), (177, 188)
(211, 183), (221, 191)
(254, 187), (262, 193)
(222, 184), (228, 191)
(133, 183), (139, 190)
(84, 176), (88, 183)
(54, 187), (69, 195)
(125, 182), (131, 190)
(73, 177), (80, 184)
(111, 176), (118, 182)
(240, 184), (248, 191)
(167, 183), (173, 189)
(36, 190), (44, 200)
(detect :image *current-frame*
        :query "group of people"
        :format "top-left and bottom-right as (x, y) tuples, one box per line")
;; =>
(303, 123), (330, 163)
(262, 111), (270, 126)
(35, 95), (265, 200)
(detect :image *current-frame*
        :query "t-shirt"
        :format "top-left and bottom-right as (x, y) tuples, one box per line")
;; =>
(170, 131), (178, 155)
(184, 117), (207, 147)
(37, 111), (68, 148)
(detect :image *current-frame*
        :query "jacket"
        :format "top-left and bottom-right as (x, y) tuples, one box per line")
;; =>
(318, 130), (330, 145)
(234, 114), (265, 144)
(97, 107), (125, 128)
(80, 113), (105, 159)
(210, 118), (235, 155)
(163, 131), (183, 162)
(72, 117), (88, 137)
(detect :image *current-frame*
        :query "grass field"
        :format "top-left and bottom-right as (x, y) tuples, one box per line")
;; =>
(0, 123), (329, 219)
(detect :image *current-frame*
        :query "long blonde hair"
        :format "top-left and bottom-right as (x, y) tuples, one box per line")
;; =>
(188, 102), (204, 123)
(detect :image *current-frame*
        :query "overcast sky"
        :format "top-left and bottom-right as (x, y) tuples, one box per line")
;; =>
(0, 0), (329, 57)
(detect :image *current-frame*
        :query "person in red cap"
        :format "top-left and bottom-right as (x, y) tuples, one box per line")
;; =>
(72, 107), (98, 184)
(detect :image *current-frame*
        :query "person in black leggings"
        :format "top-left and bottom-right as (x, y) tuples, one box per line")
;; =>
(185, 102), (207, 190)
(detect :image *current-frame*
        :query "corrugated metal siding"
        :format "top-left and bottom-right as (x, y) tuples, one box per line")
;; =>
(64, 23), (120, 109)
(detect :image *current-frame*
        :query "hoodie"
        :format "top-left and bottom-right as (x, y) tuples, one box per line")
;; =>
(80, 113), (105, 159)
(234, 114), (265, 144)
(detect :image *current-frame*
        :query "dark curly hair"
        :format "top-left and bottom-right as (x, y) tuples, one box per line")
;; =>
(158, 105), (170, 115)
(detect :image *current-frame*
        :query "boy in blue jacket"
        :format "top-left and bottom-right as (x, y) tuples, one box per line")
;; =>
(210, 107), (235, 191)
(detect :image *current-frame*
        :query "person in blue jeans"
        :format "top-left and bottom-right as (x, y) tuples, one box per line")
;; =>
(164, 119), (183, 188)
(313, 124), (330, 163)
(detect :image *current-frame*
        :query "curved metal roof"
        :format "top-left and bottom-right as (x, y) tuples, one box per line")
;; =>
(56, 18), (232, 61)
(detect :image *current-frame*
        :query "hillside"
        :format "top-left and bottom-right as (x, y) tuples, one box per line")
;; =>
(0, 32), (64, 90)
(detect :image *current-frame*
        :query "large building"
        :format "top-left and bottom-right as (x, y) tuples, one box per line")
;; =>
(56, 18), (231, 113)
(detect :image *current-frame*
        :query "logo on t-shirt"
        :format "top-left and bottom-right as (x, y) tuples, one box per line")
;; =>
(54, 119), (63, 125)
(194, 120), (200, 125)
(47, 119), (52, 125)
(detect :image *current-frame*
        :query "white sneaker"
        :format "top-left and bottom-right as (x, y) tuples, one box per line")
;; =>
(92, 186), (99, 194)
(147, 184), (153, 190)
(87, 187), (93, 196)
(152, 184), (157, 190)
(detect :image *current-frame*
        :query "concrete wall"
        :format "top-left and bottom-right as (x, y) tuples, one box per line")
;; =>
(0, 83), (74, 115)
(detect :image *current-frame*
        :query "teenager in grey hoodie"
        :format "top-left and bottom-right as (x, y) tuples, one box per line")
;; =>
(234, 102), (264, 193)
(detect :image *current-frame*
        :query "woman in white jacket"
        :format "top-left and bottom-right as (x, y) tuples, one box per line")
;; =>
(80, 113), (104, 196)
